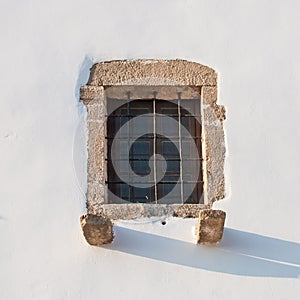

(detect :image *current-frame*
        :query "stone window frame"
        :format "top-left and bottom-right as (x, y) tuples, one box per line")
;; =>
(80, 59), (226, 220)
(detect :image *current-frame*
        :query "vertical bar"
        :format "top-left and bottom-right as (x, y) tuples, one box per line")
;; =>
(177, 93), (184, 204)
(153, 91), (158, 204)
(200, 89), (206, 204)
(126, 91), (131, 202)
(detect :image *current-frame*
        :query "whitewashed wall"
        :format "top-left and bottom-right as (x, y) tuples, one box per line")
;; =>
(1, 0), (299, 299)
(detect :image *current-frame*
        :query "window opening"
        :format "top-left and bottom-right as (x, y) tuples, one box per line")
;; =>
(106, 92), (203, 204)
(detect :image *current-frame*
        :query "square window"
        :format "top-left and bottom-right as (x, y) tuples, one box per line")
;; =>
(106, 97), (203, 204)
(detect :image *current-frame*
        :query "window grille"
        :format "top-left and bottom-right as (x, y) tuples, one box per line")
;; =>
(106, 92), (203, 204)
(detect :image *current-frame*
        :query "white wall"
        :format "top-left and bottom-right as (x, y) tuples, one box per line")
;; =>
(1, 0), (299, 299)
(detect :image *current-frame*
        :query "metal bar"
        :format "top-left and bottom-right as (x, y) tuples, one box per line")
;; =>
(107, 158), (192, 161)
(106, 136), (202, 140)
(126, 91), (131, 201)
(177, 93), (184, 204)
(105, 180), (204, 184)
(153, 91), (158, 204)
(107, 114), (202, 117)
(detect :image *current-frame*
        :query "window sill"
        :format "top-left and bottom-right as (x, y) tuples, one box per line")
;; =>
(99, 203), (209, 220)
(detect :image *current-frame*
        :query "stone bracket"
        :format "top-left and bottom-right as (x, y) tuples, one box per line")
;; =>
(196, 209), (226, 244)
(80, 214), (114, 246)
(80, 209), (226, 246)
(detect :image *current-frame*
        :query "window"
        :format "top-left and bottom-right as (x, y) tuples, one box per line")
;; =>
(106, 94), (203, 204)
(80, 59), (226, 219)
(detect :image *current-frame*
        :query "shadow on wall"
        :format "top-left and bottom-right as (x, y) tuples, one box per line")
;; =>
(106, 226), (300, 278)
(76, 57), (300, 278)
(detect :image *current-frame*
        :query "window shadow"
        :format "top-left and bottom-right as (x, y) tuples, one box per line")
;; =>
(105, 226), (300, 278)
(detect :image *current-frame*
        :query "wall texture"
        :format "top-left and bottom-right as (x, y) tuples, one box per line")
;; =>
(0, 0), (300, 299)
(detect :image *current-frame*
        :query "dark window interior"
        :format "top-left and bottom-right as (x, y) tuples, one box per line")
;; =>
(107, 97), (203, 204)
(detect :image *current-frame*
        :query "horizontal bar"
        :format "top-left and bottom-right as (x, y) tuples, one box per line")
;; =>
(105, 136), (202, 140)
(106, 158), (203, 161)
(107, 114), (201, 117)
(106, 181), (204, 184)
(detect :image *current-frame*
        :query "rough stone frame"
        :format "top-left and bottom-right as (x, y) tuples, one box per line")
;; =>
(80, 59), (226, 220)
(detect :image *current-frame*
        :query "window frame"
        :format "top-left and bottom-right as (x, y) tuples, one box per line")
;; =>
(80, 60), (226, 219)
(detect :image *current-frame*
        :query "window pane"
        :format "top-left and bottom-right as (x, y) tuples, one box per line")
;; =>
(130, 160), (152, 176)
(130, 108), (151, 116)
(181, 116), (201, 137)
(108, 183), (130, 200)
(129, 115), (153, 137)
(156, 100), (178, 114)
(183, 182), (203, 204)
(107, 160), (130, 182)
(160, 107), (178, 116)
(157, 183), (181, 204)
(166, 160), (180, 173)
(161, 140), (179, 158)
(156, 116), (178, 136)
(120, 184), (130, 199)
(182, 161), (202, 182)
(119, 140), (130, 158)
(108, 140), (130, 159)
(120, 108), (128, 115)
(130, 140), (151, 158)
(180, 100), (200, 116)
(131, 185), (154, 203)
(120, 116), (129, 127)
(162, 175), (179, 182)
(181, 139), (201, 159)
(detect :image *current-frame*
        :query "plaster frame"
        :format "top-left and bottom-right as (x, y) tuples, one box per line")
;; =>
(80, 59), (226, 220)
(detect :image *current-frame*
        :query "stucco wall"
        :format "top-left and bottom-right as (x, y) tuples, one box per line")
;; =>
(1, 0), (299, 299)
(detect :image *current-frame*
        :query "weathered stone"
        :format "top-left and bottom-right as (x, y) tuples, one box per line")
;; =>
(196, 209), (226, 244)
(80, 86), (104, 104)
(87, 59), (217, 86)
(101, 203), (206, 220)
(173, 204), (206, 218)
(202, 86), (218, 105)
(202, 103), (226, 202)
(80, 214), (114, 246)
(86, 182), (105, 206)
(79, 59), (227, 219)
